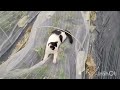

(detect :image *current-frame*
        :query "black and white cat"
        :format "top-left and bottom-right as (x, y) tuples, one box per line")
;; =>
(42, 29), (73, 64)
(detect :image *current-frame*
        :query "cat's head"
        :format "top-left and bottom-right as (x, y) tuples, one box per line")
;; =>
(48, 41), (58, 50)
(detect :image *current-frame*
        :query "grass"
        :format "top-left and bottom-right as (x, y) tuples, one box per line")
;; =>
(65, 23), (74, 31)
(57, 68), (67, 79)
(51, 12), (75, 29)
(10, 65), (49, 79)
(58, 49), (65, 63)
(58, 43), (67, 62)
(34, 47), (45, 59)
(32, 65), (48, 79)
(61, 42), (67, 49)
(58, 51), (65, 61)
(52, 14), (61, 27)
(0, 11), (28, 32)
(47, 28), (53, 36)
(25, 65), (49, 79)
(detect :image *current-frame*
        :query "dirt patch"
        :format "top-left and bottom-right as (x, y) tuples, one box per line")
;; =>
(85, 11), (97, 79)
(10, 26), (32, 56)
(85, 53), (96, 79)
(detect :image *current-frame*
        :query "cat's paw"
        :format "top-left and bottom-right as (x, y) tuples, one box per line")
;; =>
(53, 60), (56, 64)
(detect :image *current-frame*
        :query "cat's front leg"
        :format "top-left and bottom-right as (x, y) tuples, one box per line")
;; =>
(53, 51), (58, 64)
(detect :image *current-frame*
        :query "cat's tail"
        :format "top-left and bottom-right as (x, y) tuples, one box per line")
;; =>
(64, 30), (73, 44)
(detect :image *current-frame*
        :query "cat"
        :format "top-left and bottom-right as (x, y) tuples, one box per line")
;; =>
(42, 29), (73, 64)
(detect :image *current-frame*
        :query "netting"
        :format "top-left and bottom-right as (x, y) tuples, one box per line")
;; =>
(93, 11), (120, 79)
(0, 11), (90, 79)
(0, 11), (40, 63)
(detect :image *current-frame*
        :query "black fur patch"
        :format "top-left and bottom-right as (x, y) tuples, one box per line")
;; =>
(50, 46), (55, 50)
(65, 30), (73, 44)
(52, 30), (61, 35)
(59, 35), (63, 42)
(48, 41), (58, 50)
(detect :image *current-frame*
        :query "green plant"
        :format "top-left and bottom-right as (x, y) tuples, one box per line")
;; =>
(34, 47), (45, 58)
(58, 51), (65, 61)
(61, 43), (67, 49)
(31, 65), (49, 79)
